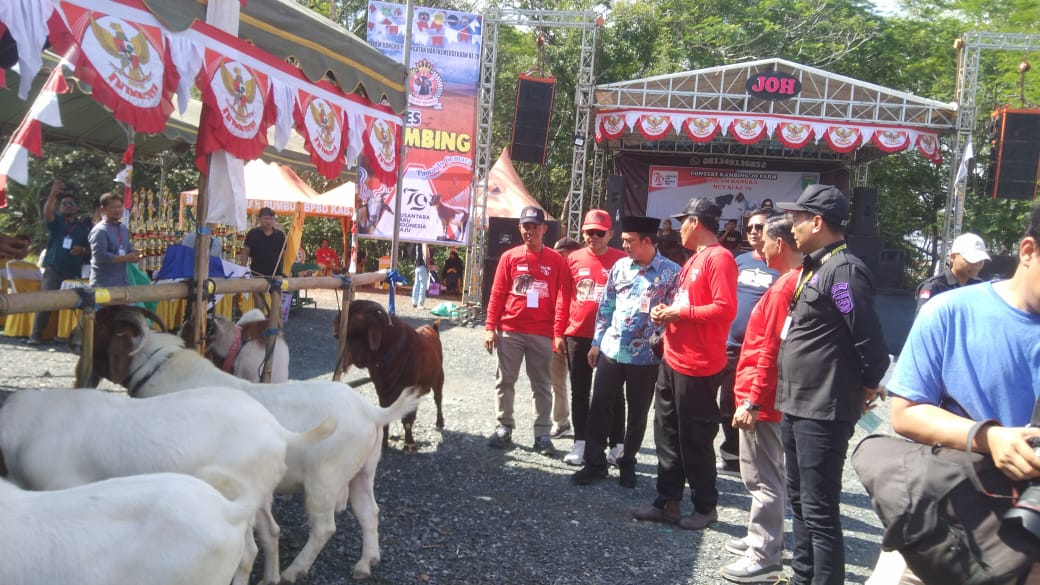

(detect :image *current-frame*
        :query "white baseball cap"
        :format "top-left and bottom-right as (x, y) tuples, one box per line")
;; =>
(237, 308), (268, 326)
(950, 233), (991, 263)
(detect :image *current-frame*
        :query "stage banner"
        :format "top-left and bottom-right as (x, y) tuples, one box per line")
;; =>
(365, 2), (482, 244)
(647, 164), (820, 224)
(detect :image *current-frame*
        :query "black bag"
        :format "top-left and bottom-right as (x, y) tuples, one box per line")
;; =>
(852, 421), (1038, 585)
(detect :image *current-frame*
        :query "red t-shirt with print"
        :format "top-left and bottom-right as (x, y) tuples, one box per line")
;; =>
(485, 244), (570, 338)
(564, 247), (627, 338)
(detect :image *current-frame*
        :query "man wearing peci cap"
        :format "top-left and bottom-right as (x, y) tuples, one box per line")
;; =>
(559, 209), (629, 466)
(484, 205), (571, 455)
(774, 184), (890, 585)
(572, 216), (682, 488)
(631, 197), (738, 530)
(914, 232), (990, 314)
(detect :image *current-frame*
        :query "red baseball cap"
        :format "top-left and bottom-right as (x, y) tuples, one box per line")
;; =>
(582, 209), (612, 231)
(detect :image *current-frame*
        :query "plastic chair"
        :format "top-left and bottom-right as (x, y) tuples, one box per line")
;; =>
(3, 260), (55, 338)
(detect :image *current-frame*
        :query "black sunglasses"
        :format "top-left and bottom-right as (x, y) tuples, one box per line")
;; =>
(584, 230), (606, 238)
(746, 224), (765, 233)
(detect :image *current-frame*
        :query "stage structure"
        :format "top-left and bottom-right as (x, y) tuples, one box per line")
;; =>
(461, 8), (599, 320)
(946, 32), (1040, 261)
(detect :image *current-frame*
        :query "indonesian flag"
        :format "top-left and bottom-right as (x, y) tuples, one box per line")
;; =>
(0, 63), (69, 208)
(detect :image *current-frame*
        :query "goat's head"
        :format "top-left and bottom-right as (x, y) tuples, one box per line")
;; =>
(91, 305), (168, 386)
(342, 300), (393, 368)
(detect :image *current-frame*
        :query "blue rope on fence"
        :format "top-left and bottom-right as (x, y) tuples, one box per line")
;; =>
(384, 269), (409, 315)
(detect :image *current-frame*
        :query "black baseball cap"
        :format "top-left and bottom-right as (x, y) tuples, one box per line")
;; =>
(775, 184), (850, 227)
(518, 205), (546, 225)
(671, 197), (722, 222)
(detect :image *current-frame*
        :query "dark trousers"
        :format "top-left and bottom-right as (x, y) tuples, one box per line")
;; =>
(718, 347), (740, 461)
(781, 414), (855, 585)
(30, 266), (65, 341)
(653, 360), (721, 514)
(583, 355), (657, 469)
(567, 336), (623, 444)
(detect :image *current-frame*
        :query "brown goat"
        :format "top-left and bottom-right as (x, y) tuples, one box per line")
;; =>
(335, 300), (444, 451)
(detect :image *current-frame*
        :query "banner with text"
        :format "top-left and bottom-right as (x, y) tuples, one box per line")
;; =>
(364, 2), (482, 244)
(647, 165), (819, 225)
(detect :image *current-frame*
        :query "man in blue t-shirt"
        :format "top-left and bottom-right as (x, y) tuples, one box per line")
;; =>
(875, 205), (1040, 583)
(30, 180), (90, 344)
(716, 208), (779, 475)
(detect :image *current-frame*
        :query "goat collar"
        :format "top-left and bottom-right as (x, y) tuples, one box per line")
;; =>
(221, 326), (243, 374)
(126, 344), (180, 397)
(375, 330), (406, 368)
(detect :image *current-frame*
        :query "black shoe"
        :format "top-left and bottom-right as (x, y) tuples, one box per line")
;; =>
(487, 425), (513, 449)
(619, 464), (637, 488)
(717, 458), (741, 478)
(571, 464), (608, 485)
(532, 435), (555, 455)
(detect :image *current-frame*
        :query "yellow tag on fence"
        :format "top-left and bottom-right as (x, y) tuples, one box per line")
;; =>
(280, 280), (290, 291)
(95, 288), (111, 304)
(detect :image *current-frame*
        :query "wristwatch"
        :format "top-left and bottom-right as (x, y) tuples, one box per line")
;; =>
(741, 399), (760, 412)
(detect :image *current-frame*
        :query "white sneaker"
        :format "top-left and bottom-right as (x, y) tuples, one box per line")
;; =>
(563, 440), (585, 466)
(607, 443), (625, 466)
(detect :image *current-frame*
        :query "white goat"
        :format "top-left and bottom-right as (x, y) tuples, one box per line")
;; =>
(0, 387), (334, 585)
(0, 472), (253, 585)
(89, 305), (423, 581)
(207, 311), (290, 383)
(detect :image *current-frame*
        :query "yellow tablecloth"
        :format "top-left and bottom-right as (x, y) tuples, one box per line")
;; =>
(55, 292), (255, 338)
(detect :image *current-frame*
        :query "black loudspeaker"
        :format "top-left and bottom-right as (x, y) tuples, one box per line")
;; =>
(850, 187), (878, 236)
(510, 75), (556, 165)
(985, 108), (1040, 200)
(482, 217), (560, 307)
(876, 248), (906, 289)
(605, 175), (625, 248)
(846, 235), (883, 278)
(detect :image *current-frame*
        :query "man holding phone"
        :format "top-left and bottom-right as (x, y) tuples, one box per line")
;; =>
(29, 180), (90, 344)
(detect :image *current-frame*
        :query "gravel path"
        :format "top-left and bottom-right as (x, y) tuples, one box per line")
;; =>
(0, 287), (891, 584)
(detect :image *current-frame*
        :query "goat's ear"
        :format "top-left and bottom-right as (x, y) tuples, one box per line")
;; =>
(106, 324), (140, 385)
(367, 318), (382, 352)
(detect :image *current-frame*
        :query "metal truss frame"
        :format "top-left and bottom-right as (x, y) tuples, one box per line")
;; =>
(942, 32), (1040, 261)
(461, 8), (599, 318)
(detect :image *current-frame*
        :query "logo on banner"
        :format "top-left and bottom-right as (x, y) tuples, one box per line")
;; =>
(214, 61), (263, 138)
(650, 169), (679, 188)
(409, 59), (444, 109)
(369, 119), (397, 171)
(304, 98), (342, 161)
(746, 71), (801, 100)
(85, 16), (161, 107)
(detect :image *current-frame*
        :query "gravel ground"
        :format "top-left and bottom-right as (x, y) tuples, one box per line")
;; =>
(0, 287), (892, 584)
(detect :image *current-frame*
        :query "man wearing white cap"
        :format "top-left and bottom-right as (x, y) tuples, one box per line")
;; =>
(915, 233), (990, 314)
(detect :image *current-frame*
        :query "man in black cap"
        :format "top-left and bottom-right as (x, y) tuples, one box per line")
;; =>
(774, 184), (890, 585)
(572, 216), (682, 488)
(238, 207), (287, 278)
(631, 197), (738, 530)
(484, 205), (570, 455)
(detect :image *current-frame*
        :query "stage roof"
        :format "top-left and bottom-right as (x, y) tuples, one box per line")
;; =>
(593, 58), (959, 164)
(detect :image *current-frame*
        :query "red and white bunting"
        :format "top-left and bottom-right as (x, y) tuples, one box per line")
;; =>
(823, 126), (862, 153)
(872, 129), (910, 153)
(295, 90), (348, 179)
(635, 114), (671, 141)
(916, 134), (942, 163)
(776, 121), (814, 149)
(48, 2), (176, 133)
(362, 117), (400, 187)
(0, 63), (69, 207)
(598, 113), (627, 141)
(730, 118), (767, 144)
(682, 116), (722, 143)
(196, 51), (274, 168)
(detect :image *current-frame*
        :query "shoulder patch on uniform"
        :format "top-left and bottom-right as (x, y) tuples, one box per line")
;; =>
(831, 282), (854, 314)
(918, 289), (931, 300)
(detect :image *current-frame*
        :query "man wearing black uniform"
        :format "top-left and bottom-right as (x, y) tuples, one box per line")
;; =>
(914, 232), (989, 314)
(775, 185), (890, 585)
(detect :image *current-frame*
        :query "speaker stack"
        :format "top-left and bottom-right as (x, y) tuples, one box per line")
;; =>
(847, 186), (883, 277)
(482, 216), (560, 308)
(510, 75), (556, 165)
(985, 108), (1040, 200)
(604, 175), (625, 248)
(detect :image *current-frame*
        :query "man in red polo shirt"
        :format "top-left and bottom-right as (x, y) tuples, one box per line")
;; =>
(484, 205), (570, 455)
(560, 209), (628, 466)
(632, 196), (738, 530)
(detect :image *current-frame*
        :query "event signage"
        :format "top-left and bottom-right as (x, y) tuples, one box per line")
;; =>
(366, 2), (482, 244)
(745, 71), (801, 100)
(647, 164), (819, 223)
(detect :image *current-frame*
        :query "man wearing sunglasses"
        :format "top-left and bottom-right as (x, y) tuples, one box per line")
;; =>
(559, 209), (628, 467)
(30, 180), (90, 345)
(716, 208), (779, 478)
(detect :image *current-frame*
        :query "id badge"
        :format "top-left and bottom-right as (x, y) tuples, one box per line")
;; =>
(62, 236), (73, 250)
(526, 289), (539, 308)
(780, 315), (792, 340)
(118, 247), (126, 256)
(639, 292), (651, 313)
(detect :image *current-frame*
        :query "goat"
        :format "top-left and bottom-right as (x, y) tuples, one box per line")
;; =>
(430, 192), (469, 242)
(0, 471), (253, 585)
(182, 309), (290, 383)
(0, 387), (335, 585)
(335, 299), (445, 451)
(86, 305), (423, 581)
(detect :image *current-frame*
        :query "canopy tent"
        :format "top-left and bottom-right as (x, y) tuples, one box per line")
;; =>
(592, 58), (959, 218)
(180, 160), (354, 273)
(483, 148), (553, 221)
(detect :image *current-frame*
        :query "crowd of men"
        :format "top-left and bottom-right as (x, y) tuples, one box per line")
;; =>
(482, 186), (1040, 584)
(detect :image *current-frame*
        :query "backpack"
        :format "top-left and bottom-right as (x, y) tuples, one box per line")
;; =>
(852, 421), (1039, 585)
